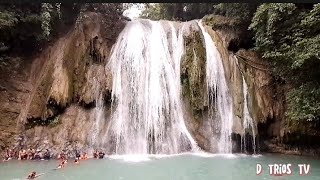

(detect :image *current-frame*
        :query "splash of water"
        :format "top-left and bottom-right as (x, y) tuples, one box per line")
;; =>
(106, 19), (198, 155)
(198, 20), (234, 153)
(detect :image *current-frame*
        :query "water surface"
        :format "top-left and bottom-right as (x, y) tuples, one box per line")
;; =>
(1, 153), (319, 180)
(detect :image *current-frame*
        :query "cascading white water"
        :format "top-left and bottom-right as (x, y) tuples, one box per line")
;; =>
(106, 19), (198, 155)
(170, 22), (185, 92)
(89, 76), (105, 149)
(242, 76), (257, 153)
(234, 55), (257, 153)
(198, 21), (234, 153)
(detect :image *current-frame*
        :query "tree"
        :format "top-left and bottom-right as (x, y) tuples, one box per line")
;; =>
(249, 3), (320, 124)
(0, 3), (81, 57)
(140, 3), (217, 21)
(0, 3), (125, 64)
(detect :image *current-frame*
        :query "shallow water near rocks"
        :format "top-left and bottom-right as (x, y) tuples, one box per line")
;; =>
(1, 153), (319, 180)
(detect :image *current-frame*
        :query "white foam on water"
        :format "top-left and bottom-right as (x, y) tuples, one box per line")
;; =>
(109, 153), (188, 162)
(252, 154), (263, 158)
(108, 152), (246, 162)
(193, 153), (238, 159)
(109, 154), (152, 162)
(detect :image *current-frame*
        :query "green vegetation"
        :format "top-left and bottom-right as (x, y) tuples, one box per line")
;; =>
(26, 114), (61, 129)
(0, 3), (79, 54)
(249, 3), (320, 126)
(140, 3), (258, 23)
(141, 3), (320, 130)
(141, 3), (259, 51)
(181, 31), (206, 117)
(48, 115), (61, 128)
(140, 3), (216, 21)
(286, 83), (320, 124)
(0, 3), (125, 65)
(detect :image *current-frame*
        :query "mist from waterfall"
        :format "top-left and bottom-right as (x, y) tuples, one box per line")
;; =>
(106, 19), (198, 155)
(198, 21), (234, 153)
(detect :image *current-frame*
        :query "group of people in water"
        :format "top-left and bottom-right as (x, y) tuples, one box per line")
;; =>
(2, 148), (106, 179)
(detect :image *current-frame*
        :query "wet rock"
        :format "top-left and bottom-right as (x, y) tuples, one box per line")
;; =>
(0, 12), (124, 156)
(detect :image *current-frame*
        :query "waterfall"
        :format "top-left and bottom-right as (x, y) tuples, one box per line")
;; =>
(198, 21), (234, 153)
(234, 55), (257, 153)
(242, 76), (257, 153)
(106, 19), (198, 155)
(170, 22), (185, 92)
(89, 76), (105, 150)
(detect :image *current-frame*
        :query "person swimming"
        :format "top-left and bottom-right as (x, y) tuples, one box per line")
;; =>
(27, 171), (36, 179)
(74, 159), (79, 164)
(56, 162), (64, 169)
(56, 159), (68, 169)
(56, 163), (63, 169)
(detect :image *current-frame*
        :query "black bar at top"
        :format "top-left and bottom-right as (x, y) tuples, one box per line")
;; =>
(0, 1), (319, 4)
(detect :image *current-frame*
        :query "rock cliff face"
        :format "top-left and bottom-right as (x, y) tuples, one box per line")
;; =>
(0, 13), (292, 156)
(181, 20), (285, 153)
(0, 12), (125, 156)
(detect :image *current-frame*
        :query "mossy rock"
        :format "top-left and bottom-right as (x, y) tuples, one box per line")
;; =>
(203, 14), (242, 32)
(181, 30), (206, 117)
